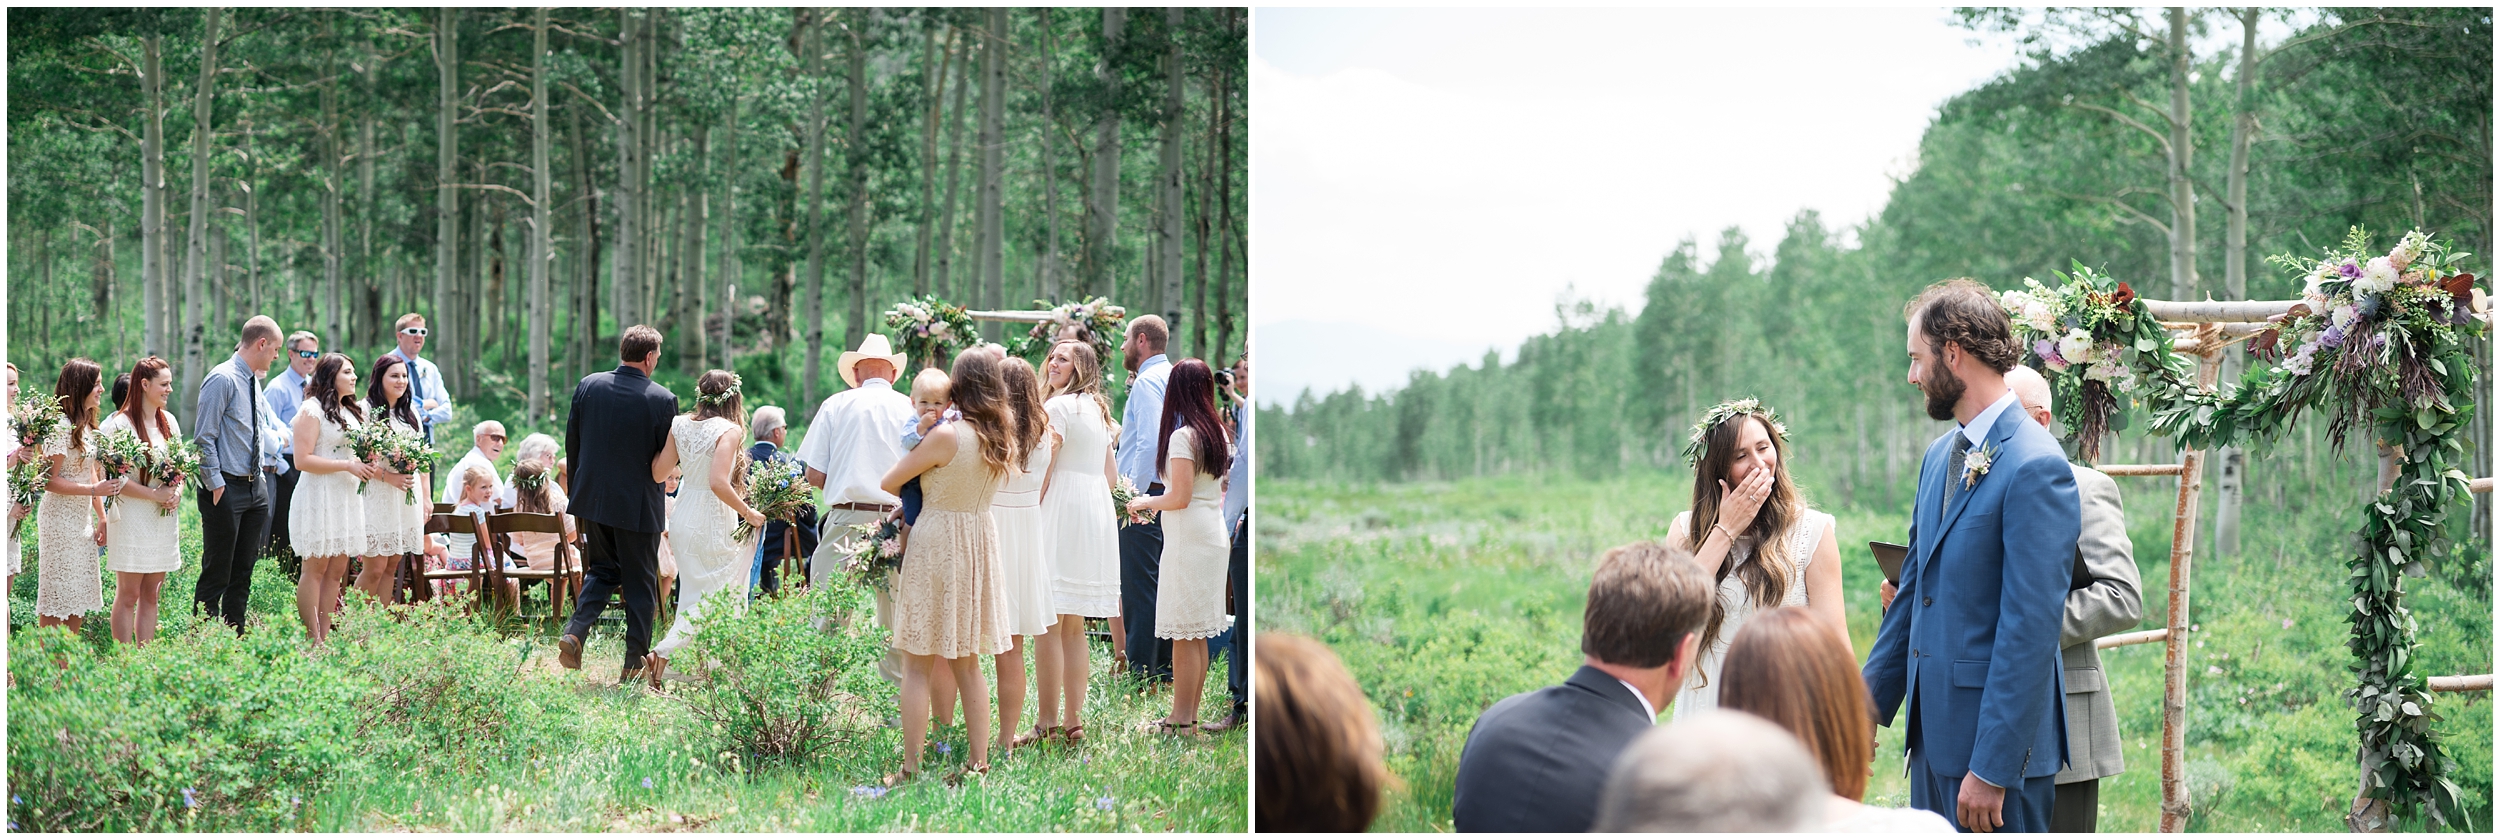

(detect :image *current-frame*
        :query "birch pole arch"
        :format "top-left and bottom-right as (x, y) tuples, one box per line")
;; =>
(1999, 229), (2489, 833)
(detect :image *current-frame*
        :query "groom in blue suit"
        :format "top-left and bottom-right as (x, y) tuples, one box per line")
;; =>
(1865, 279), (2079, 833)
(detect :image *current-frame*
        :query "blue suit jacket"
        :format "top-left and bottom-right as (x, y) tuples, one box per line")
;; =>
(1864, 402), (2079, 787)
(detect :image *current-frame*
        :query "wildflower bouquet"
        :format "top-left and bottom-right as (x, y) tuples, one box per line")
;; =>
(93, 428), (144, 511)
(1111, 475), (1156, 526)
(2237, 228), (2485, 445)
(1008, 296), (1128, 365)
(733, 458), (813, 544)
(883, 296), (978, 372)
(841, 517), (906, 591)
(2000, 264), (2182, 463)
(345, 420), (396, 493)
(381, 431), (440, 504)
(13, 394), (64, 451)
(10, 457), (52, 538)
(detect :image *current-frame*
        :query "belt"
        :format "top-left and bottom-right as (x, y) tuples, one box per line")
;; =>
(1148, 483), (1166, 494)
(222, 471), (257, 486)
(829, 502), (896, 512)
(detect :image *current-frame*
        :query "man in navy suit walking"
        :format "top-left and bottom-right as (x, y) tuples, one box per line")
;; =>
(1864, 279), (2079, 833)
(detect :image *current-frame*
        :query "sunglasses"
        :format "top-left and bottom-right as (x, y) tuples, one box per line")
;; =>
(400, 327), (430, 337)
(294, 349), (320, 359)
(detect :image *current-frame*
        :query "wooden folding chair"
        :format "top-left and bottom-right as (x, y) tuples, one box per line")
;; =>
(413, 510), (497, 610)
(486, 512), (578, 620)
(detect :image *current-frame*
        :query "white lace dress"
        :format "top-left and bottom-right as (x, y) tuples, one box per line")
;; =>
(290, 405), (368, 559)
(992, 430), (1059, 637)
(360, 411), (430, 556)
(656, 415), (755, 657)
(1154, 427), (1231, 641)
(34, 426), (104, 619)
(1671, 508), (1832, 719)
(1042, 394), (1121, 618)
(8, 432), (26, 577)
(99, 411), (184, 574)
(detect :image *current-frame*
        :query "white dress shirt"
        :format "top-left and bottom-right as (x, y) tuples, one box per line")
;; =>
(443, 446), (505, 506)
(1615, 677), (1659, 721)
(1959, 388), (2020, 448)
(795, 377), (917, 508)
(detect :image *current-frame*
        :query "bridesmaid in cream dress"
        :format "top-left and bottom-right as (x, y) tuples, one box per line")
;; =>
(34, 359), (123, 634)
(644, 370), (765, 688)
(878, 349), (1017, 781)
(355, 355), (432, 605)
(1033, 340), (1122, 743)
(991, 358), (1058, 753)
(100, 357), (186, 645)
(289, 354), (376, 645)
(1124, 359), (1235, 737)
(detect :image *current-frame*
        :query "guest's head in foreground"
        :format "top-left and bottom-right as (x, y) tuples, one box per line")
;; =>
(1904, 278), (2020, 422)
(2004, 364), (2054, 427)
(1255, 634), (1387, 833)
(1720, 605), (1873, 801)
(1591, 709), (1829, 832)
(1583, 539), (1713, 696)
(997, 357), (1049, 462)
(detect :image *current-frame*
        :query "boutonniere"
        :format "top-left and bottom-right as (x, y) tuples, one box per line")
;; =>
(1962, 442), (2000, 491)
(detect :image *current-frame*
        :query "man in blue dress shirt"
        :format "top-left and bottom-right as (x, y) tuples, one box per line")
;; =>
(381, 313), (455, 443)
(1114, 315), (1174, 682)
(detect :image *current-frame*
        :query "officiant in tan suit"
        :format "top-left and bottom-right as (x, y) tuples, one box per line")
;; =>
(1883, 363), (2140, 832)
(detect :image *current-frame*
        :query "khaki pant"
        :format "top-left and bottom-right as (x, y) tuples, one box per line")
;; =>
(816, 506), (903, 683)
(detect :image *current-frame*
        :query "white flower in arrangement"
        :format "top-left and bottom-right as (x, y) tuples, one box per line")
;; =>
(2085, 357), (2132, 388)
(2281, 342), (2319, 377)
(2356, 257), (2400, 294)
(2057, 329), (2095, 366)
(2331, 304), (2359, 330)
(2000, 289), (2059, 334)
(928, 321), (950, 337)
(2392, 230), (2430, 268)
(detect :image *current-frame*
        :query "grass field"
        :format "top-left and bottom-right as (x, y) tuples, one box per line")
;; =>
(1258, 472), (2492, 833)
(7, 505), (1246, 832)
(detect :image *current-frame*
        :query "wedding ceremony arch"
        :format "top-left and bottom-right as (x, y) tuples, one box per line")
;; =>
(2006, 233), (2488, 833)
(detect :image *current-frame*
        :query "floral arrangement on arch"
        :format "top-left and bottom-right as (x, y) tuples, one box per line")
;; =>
(2238, 228), (2484, 441)
(883, 296), (978, 369)
(1006, 297), (1127, 368)
(1999, 263), (2183, 463)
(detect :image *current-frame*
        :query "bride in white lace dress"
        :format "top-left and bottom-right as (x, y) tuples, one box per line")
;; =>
(1665, 401), (1846, 718)
(644, 370), (764, 687)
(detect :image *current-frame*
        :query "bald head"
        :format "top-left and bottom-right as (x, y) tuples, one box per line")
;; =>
(2005, 365), (2053, 428)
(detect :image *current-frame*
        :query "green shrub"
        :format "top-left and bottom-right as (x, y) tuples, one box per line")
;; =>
(672, 578), (892, 764)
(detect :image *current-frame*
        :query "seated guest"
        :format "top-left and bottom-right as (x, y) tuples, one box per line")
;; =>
(437, 464), (517, 601)
(499, 433), (562, 509)
(1590, 709), (1829, 832)
(1451, 540), (1714, 833)
(746, 405), (817, 594)
(1255, 634), (1388, 833)
(1720, 606), (1954, 833)
(444, 420), (508, 506)
(507, 457), (576, 572)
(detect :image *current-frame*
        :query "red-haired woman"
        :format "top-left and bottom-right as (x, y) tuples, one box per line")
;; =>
(100, 357), (186, 644)
(35, 358), (124, 632)
(1125, 358), (1234, 736)
(1721, 606), (1953, 832)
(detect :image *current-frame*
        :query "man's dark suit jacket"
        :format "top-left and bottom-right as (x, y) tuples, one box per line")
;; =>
(1451, 664), (1655, 833)
(565, 365), (677, 533)
(747, 441), (819, 561)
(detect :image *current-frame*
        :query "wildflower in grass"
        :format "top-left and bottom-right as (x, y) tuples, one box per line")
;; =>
(181, 789), (198, 809)
(642, 777), (654, 790)
(935, 742), (951, 755)
(1096, 793), (1116, 811)
(851, 785), (888, 799)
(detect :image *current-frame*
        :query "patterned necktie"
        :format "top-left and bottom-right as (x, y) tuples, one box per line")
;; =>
(1945, 433), (1972, 509)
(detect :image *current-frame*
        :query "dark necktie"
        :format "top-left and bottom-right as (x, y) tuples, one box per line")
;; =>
(1945, 433), (1972, 508)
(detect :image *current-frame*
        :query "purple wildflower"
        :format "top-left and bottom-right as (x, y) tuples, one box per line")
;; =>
(851, 785), (889, 799)
(1096, 795), (1117, 811)
(641, 777), (654, 790)
(2339, 260), (2362, 279)
(935, 742), (952, 755)
(181, 789), (198, 809)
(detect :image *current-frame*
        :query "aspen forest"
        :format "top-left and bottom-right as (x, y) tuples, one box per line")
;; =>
(8, 7), (1248, 435)
(1260, 8), (2491, 832)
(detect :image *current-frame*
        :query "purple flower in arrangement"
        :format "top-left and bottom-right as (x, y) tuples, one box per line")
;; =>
(2339, 260), (2362, 279)
(2317, 324), (2346, 350)
(2369, 332), (2388, 350)
(2033, 338), (2066, 367)
(181, 789), (198, 809)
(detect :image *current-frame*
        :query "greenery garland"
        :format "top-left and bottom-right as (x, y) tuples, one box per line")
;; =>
(2001, 264), (2192, 463)
(2037, 228), (2484, 830)
(881, 296), (978, 371)
(1003, 296), (1128, 371)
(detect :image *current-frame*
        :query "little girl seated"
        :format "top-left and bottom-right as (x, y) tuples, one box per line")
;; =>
(435, 465), (500, 596)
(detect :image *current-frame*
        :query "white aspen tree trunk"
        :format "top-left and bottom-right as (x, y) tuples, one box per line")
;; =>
(358, 44), (377, 347)
(715, 99), (739, 370)
(180, 8), (224, 425)
(1157, 7), (1186, 341)
(976, 7), (1008, 340)
(2214, 7), (2260, 557)
(570, 106), (602, 378)
(935, 34), (972, 302)
(1038, 9), (1062, 302)
(2165, 7), (2198, 303)
(1086, 8), (1127, 302)
(800, 9), (832, 407)
(1192, 41), (1217, 359)
(142, 34), (166, 362)
(687, 126), (711, 374)
(847, 11), (874, 351)
(914, 28), (950, 297)
(615, 8), (641, 330)
(528, 6), (553, 422)
(436, 7), (460, 397)
(321, 27), (343, 348)
(1211, 8), (1238, 360)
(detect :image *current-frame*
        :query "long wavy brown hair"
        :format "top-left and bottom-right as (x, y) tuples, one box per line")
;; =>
(305, 353), (366, 427)
(1047, 339), (1114, 429)
(54, 358), (103, 451)
(121, 356), (176, 445)
(1719, 606), (1872, 800)
(998, 356), (1050, 465)
(946, 348), (1018, 476)
(1682, 410), (1804, 658)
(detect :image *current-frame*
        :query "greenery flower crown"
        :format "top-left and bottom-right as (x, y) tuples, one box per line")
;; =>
(1681, 398), (1788, 467)
(697, 375), (744, 407)
(512, 469), (549, 493)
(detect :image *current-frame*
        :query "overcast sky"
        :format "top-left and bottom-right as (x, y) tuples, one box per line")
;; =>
(1252, 7), (2038, 404)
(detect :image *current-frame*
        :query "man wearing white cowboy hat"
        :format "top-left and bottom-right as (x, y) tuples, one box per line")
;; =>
(795, 332), (917, 682)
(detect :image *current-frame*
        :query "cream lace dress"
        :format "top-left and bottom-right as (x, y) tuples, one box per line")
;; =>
(1670, 508), (1833, 719)
(359, 410), (430, 556)
(1153, 427), (1231, 641)
(99, 411), (183, 574)
(289, 405), (368, 559)
(1042, 394), (1121, 618)
(891, 421), (1012, 659)
(992, 428), (1059, 637)
(655, 416), (755, 657)
(34, 425), (104, 619)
